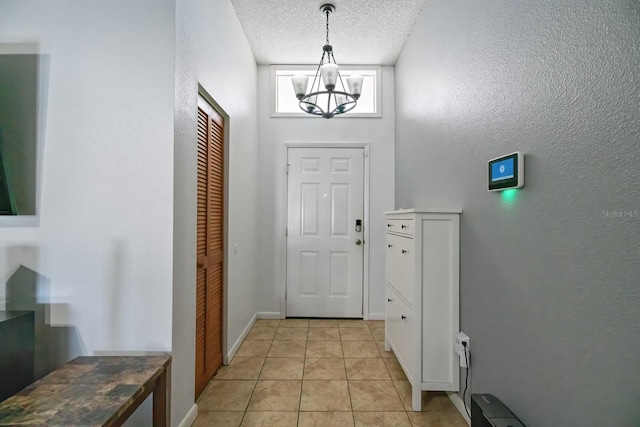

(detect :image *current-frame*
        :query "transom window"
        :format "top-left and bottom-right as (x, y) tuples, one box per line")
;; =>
(271, 66), (381, 117)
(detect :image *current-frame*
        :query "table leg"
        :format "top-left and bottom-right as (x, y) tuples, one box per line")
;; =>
(152, 368), (168, 427)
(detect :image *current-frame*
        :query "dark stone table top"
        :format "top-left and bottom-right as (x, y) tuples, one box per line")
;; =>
(0, 355), (171, 426)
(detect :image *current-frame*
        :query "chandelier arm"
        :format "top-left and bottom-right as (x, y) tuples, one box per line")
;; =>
(330, 51), (348, 93)
(300, 89), (357, 118)
(298, 99), (324, 116)
(328, 90), (358, 115)
(331, 98), (357, 115)
(309, 51), (326, 96)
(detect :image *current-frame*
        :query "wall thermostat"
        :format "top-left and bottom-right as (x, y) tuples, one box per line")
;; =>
(488, 152), (524, 191)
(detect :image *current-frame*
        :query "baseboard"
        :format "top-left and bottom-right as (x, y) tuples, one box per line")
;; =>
(256, 311), (282, 319)
(227, 313), (257, 362)
(177, 403), (198, 427)
(367, 312), (385, 321)
(447, 391), (471, 426)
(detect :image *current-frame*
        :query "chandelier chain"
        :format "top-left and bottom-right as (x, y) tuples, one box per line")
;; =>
(325, 9), (330, 45)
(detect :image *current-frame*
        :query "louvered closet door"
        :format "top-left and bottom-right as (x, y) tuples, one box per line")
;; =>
(195, 94), (225, 399)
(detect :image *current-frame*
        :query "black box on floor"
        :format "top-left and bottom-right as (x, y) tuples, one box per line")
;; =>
(471, 393), (525, 427)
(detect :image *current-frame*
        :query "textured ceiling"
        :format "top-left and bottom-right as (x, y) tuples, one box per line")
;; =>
(230, 0), (427, 65)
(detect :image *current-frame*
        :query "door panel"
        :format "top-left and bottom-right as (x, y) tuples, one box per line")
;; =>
(195, 95), (224, 399)
(329, 252), (349, 295)
(287, 147), (364, 318)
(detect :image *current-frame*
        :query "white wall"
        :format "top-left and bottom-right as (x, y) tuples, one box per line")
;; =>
(0, 0), (175, 350)
(174, 0), (259, 424)
(0, 1), (175, 424)
(256, 65), (395, 319)
(395, 0), (640, 425)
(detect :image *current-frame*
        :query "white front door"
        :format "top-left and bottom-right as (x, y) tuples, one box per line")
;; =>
(286, 147), (364, 318)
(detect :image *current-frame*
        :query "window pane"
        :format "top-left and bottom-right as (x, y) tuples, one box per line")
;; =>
(276, 74), (303, 113)
(274, 68), (379, 116)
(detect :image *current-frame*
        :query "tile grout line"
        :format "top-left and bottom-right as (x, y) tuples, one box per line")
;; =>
(238, 324), (279, 425)
(238, 338), (268, 425)
(378, 322), (412, 423)
(297, 329), (306, 426)
(345, 328), (355, 425)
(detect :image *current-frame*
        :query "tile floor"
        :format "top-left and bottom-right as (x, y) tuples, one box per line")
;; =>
(195, 318), (468, 426)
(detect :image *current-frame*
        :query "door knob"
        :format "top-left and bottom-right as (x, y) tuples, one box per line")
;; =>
(401, 315), (406, 320)
(355, 239), (362, 246)
(197, 262), (206, 269)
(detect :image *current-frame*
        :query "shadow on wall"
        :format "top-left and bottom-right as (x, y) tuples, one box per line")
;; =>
(5, 265), (85, 380)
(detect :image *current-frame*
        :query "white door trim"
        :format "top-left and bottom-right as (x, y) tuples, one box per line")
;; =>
(279, 142), (370, 319)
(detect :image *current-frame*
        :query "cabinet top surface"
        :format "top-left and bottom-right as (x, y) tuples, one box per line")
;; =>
(0, 311), (33, 323)
(385, 208), (462, 215)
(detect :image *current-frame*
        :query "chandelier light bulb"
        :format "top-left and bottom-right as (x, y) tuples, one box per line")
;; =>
(291, 74), (309, 99)
(306, 94), (318, 112)
(320, 63), (339, 91)
(346, 75), (363, 99)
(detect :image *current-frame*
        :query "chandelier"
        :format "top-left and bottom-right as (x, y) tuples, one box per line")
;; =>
(291, 3), (363, 119)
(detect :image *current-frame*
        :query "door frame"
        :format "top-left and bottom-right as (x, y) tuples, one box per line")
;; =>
(197, 84), (230, 366)
(279, 142), (371, 319)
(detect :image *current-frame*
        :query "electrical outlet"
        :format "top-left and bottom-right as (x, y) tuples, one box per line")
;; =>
(455, 332), (470, 368)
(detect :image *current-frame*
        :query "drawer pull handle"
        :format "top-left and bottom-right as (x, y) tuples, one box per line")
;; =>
(388, 244), (393, 248)
(387, 224), (392, 228)
(401, 225), (407, 229)
(387, 298), (393, 302)
(401, 249), (408, 254)
(401, 315), (406, 320)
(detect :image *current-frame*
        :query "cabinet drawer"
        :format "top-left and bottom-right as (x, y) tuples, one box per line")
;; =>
(385, 233), (415, 302)
(386, 285), (415, 381)
(385, 219), (414, 236)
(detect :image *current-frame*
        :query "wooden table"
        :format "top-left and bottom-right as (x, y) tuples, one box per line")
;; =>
(0, 355), (171, 426)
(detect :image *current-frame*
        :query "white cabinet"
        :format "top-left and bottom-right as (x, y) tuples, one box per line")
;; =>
(384, 209), (461, 411)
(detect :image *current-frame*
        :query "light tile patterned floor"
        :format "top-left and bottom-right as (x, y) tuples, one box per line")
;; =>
(195, 319), (468, 427)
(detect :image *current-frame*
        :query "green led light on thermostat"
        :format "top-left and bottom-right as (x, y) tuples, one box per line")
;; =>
(501, 189), (519, 203)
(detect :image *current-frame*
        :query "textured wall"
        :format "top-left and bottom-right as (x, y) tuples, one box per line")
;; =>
(173, 0), (197, 423)
(195, 0), (260, 365)
(173, 0), (260, 423)
(395, 1), (640, 425)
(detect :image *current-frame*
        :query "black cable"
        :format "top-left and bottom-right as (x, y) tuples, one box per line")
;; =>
(463, 342), (471, 419)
